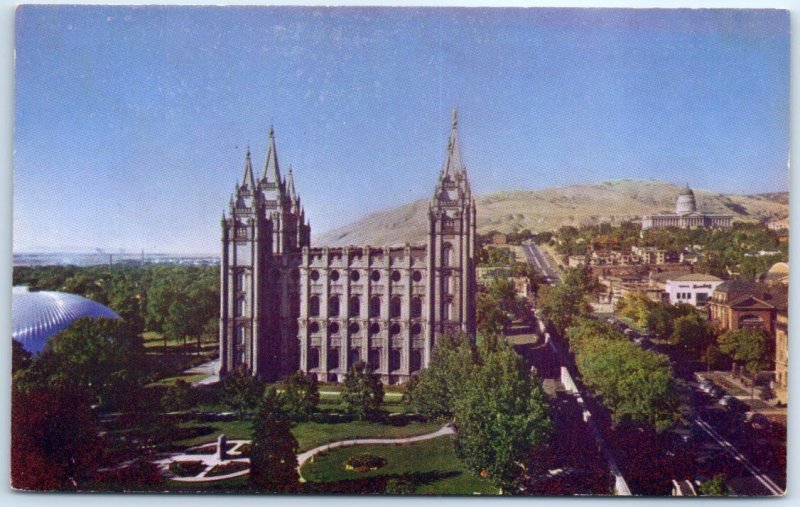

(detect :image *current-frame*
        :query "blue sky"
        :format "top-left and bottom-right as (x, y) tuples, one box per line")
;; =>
(14, 6), (789, 254)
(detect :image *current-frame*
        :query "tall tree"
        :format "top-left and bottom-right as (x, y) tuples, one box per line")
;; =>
(11, 385), (102, 491)
(249, 388), (300, 493)
(281, 371), (320, 421)
(341, 361), (384, 421)
(453, 340), (552, 493)
(222, 366), (264, 419)
(410, 331), (477, 419)
(12, 339), (32, 374)
(718, 328), (770, 398)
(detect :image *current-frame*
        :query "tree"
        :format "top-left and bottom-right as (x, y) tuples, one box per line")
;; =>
(281, 371), (320, 421)
(537, 266), (598, 336)
(42, 318), (144, 411)
(718, 328), (770, 399)
(646, 304), (674, 338)
(249, 388), (300, 492)
(222, 366), (264, 419)
(410, 331), (477, 419)
(453, 340), (552, 492)
(161, 379), (195, 412)
(12, 340), (32, 374)
(698, 474), (730, 496)
(341, 361), (384, 421)
(11, 385), (102, 490)
(704, 344), (726, 372)
(477, 292), (511, 337)
(671, 314), (713, 357)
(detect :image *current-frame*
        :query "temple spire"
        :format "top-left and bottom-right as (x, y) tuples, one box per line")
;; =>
(287, 165), (298, 203)
(262, 126), (281, 184)
(441, 107), (463, 179)
(241, 147), (255, 190)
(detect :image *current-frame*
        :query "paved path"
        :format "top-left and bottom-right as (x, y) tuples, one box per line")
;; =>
(185, 359), (221, 386)
(296, 424), (455, 482)
(153, 440), (251, 482)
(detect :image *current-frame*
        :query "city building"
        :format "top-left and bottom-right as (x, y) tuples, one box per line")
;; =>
(641, 185), (733, 230)
(219, 111), (477, 383)
(708, 280), (787, 336)
(663, 273), (724, 307)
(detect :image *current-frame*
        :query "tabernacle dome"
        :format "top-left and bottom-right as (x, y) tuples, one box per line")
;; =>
(12, 286), (121, 354)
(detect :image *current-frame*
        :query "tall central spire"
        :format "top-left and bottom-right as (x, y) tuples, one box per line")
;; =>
(441, 107), (463, 179)
(262, 126), (281, 184)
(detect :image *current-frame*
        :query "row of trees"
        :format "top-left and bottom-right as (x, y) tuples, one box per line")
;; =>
(409, 332), (552, 492)
(567, 319), (680, 431)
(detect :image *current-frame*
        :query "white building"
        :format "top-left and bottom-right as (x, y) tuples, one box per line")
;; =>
(664, 273), (724, 307)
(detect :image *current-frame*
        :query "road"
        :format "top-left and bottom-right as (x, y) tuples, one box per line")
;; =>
(522, 242), (561, 283)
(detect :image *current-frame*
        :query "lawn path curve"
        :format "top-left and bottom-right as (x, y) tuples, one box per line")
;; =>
(297, 423), (455, 482)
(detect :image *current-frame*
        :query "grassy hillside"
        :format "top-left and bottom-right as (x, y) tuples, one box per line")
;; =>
(314, 179), (788, 247)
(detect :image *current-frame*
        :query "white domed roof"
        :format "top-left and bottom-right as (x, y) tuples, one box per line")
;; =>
(12, 286), (121, 354)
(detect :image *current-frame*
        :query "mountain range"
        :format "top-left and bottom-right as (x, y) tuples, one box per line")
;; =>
(314, 179), (789, 247)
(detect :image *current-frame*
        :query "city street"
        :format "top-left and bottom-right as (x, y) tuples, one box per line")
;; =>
(522, 242), (561, 283)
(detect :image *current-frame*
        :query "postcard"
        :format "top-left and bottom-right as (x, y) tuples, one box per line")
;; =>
(11, 5), (788, 496)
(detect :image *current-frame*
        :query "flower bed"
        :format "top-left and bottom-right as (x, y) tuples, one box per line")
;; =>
(344, 453), (386, 472)
(168, 460), (206, 477)
(206, 461), (249, 477)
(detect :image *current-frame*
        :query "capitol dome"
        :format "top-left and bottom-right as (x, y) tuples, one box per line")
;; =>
(12, 286), (121, 354)
(676, 184), (697, 215)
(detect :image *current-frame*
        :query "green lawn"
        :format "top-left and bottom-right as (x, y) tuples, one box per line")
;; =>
(174, 417), (441, 453)
(148, 372), (209, 387)
(300, 436), (498, 495)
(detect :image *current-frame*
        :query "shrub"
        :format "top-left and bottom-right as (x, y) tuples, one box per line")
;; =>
(344, 453), (386, 472)
(385, 477), (416, 494)
(206, 461), (249, 477)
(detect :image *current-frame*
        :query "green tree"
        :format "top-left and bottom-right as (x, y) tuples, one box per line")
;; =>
(249, 388), (299, 492)
(410, 331), (477, 419)
(11, 385), (102, 490)
(704, 344), (726, 372)
(477, 292), (511, 337)
(453, 340), (552, 492)
(341, 361), (384, 421)
(646, 304), (675, 338)
(160, 379), (195, 412)
(281, 371), (320, 421)
(12, 340), (32, 374)
(39, 318), (144, 410)
(718, 328), (770, 399)
(537, 265), (599, 336)
(671, 314), (713, 357)
(222, 366), (264, 419)
(698, 474), (730, 496)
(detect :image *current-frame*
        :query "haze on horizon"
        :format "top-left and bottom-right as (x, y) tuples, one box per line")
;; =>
(14, 7), (789, 255)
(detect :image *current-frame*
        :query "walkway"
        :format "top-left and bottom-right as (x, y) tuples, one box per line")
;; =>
(186, 359), (221, 386)
(296, 424), (455, 481)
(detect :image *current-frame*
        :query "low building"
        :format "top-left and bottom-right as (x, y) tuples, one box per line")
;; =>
(491, 232), (507, 245)
(708, 280), (786, 336)
(664, 273), (724, 307)
(774, 310), (788, 404)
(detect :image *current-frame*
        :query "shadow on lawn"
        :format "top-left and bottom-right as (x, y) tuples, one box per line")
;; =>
(302, 471), (461, 494)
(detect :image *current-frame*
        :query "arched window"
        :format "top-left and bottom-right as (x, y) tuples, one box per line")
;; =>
(236, 271), (246, 291)
(411, 323), (422, 336)
(369, 323), (381, 336)
(309, 296), (320, 317)
(308, 348), (320, 369)
(349, 296), (360, 317)
(368, 349), (381, 370)
(410, 350), (422, 372)
(348, 322), (360, 335)
(442, 274), (453, 297)
(349, 349), (360, 365)
(442, 244), (452, 267)
(369, 296), (381, 318)
(329, 296), (340, 317)
(390, 296), (402, 318)
(235, 297), (246, 317)
(328, 348), (340, 370)
(235, 325), (245, 345)
(329, 322), (340, 335)
(390, 349), (401, 371)
(411, 297), (422, 318)
(390, 323), (401, 336)
(443, 301), (451, 321)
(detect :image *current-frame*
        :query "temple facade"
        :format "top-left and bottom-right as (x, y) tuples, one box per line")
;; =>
(219, 111), (476, 384)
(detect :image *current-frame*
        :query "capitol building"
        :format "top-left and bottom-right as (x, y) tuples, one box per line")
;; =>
(641, 185), (733, 230)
